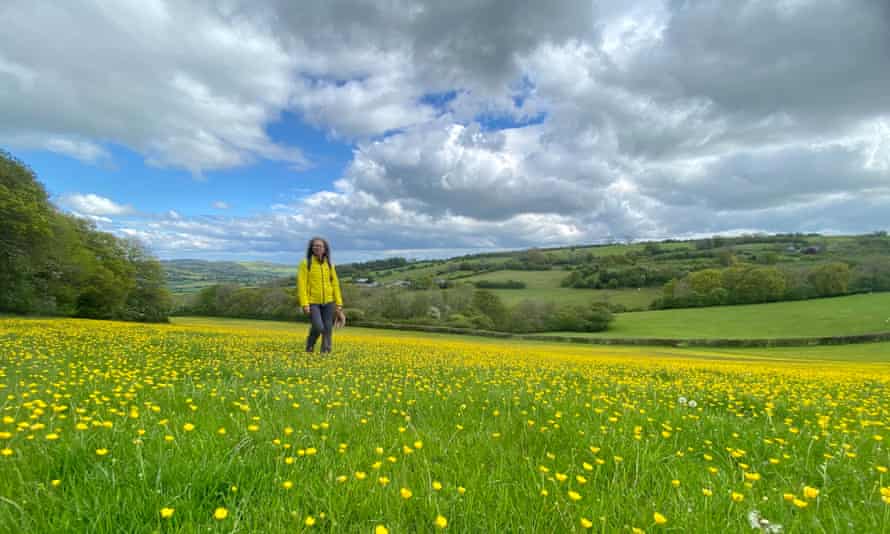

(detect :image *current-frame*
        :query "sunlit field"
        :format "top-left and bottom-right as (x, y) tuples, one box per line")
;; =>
(1, 318), (889, 533)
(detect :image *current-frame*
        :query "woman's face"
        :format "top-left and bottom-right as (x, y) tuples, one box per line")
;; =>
(311, 240), (326, 258)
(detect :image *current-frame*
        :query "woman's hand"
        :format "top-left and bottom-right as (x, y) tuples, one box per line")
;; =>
(303, 305), (310, 314)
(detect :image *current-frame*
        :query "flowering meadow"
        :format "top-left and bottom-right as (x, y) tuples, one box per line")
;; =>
(1, 318), (889, 533)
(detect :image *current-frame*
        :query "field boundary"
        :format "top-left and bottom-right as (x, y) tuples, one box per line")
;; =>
(350, 320), (890, 347)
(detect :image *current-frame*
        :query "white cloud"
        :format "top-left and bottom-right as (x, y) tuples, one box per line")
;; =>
(59, 193), (133, 216)
(212, 201), (230, 209)
(5, 0), (890, 259)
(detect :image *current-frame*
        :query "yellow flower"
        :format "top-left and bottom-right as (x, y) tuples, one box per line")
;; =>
(1, 447), (13, 457)
(457, 486), (466, 495)
(217, 427), (227, 435)
(793, 498), (808, 508)
(51, 479), (61, 487)
(432, 481), (443, 491)
(783, 493), (795, 501)
(305, 516), (316, 526)
(653, 512), (667, 525)
(95, 448), (109, 456)
(731, 492), (744, 503)
(580, 517), (593, 529)
(555, 472), (568, 482)
(568, 490), (582, 501)
(160, 507), (174, 519)
(400, 487), (413, 499)
(378, 476), (390, 486)
(434, 515), (448, 529)
(281, 480), (293, 490)
(355, 471), (367, 480)
(803, 486), (819, 499)
(671, 479), (680, 488)
(46, 433), (59, 441)
(336, 475), (348, 483)
(213, 507), (228, 520)
(375, 526), (389, 534)
(582, 462), (593, 471)
(744, 472), (761, 481)
(183, 423), (195, 432)
(702, 488), (713, 497)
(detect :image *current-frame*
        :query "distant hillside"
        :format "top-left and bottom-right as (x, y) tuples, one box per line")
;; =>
(162, 259), (294, 293)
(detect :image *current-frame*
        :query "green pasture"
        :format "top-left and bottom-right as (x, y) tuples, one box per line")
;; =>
(538, 292), (890, 339)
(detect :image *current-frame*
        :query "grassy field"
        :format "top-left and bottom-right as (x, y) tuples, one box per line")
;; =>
(536, 292), (890, 339)
(489, 287), (661, 309)
(2, 316), (889, 533)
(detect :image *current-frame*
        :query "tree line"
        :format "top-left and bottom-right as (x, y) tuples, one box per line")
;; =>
(653, 261), (890, 309)
(0, 151), (171, 321)
(176, 282), (613, 334)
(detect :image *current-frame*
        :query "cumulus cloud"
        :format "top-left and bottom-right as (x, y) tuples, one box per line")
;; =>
(8, 0), (890, 259)
(59, 193), (134, 216)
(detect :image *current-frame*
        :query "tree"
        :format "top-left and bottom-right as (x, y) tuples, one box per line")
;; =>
(0, 151), (53, 311)
(472, 290), (508, 329)
(687, 269), (723, 295)
(808, 262), (850, 297)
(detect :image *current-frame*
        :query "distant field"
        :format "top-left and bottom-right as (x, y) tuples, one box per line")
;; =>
(489, 287), (660, 309)
(537, 292), (890, 339)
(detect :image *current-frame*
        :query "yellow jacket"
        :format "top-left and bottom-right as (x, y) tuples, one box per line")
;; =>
(298, 256), (343, 307)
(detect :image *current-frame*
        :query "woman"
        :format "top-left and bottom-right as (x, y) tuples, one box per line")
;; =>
(297, 237), (344, 353)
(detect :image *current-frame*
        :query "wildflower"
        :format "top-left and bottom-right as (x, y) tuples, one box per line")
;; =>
(731, 492), (744, 503)
(457, 486), (466, 495)
(95, 448), (109, 456)
(792, 499), (808, 508)
(51, 479), (61, 487)
(568, 490), (582, 501)
(400, 488), (413, 499)
(375, 526), (389, 534)
(213, 507), (228, 520)
(702, 488), (713, 497)
(378, 476), (390, 486)
(46, 433), (59, 441)
(336, 475), (348, 483)
(654, 512), (667, 525)
(183, 423), (195, 432)
(434, 515), (448, 529)
(803, 486), (819, 499)
(432, 481), (443, 491)
(305, 516), (316, 526)
(355, 471), (367, 480)
(671, 479), (680, 488)
(160, 507), (174, 519)
(580, 517), (593, 528)
(282, 480), (293, 490)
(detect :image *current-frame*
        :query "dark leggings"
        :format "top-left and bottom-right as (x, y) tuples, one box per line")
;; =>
(306, 303), (335, 352)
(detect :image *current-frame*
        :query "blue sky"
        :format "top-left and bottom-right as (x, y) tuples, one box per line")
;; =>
(2, 1), (889, 264)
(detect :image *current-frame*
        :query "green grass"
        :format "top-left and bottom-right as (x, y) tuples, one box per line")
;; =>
(536, 292), (890, 339)
(489, 287), (660, 309)
(2, 316), (889, 533)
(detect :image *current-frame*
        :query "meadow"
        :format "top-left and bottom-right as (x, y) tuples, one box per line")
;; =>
(1, 317), (889, 533)
(538, 292), (890, 339)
